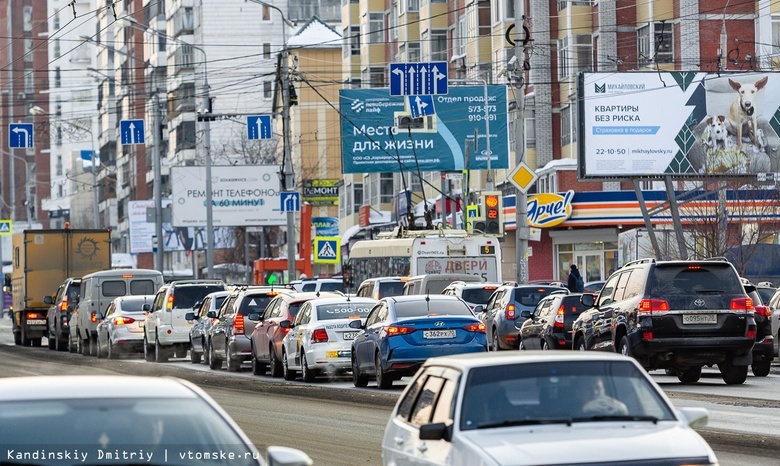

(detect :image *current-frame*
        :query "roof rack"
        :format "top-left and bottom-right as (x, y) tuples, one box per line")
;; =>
(622, 258), (656, 268)
(704, 256), (730, 262)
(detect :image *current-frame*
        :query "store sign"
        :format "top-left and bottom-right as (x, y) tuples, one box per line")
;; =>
(358, 205), (371, 227)
(312, 217), (339, 236)
(527, 190), (574, 228)
(303, 179), (339, 205)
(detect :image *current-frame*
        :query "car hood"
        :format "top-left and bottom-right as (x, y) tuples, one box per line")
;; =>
(459, 422), (713, 465)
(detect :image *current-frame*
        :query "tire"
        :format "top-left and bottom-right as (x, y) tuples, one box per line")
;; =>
(154, 336), (169, 363)
(618, 335), (632, 357)
(352, 355), (369, 388)
(282, 350), (297, 380)
(752, 360), (771, 377)
(47, 330), (56, 350)
(208, 342), (222, 370)
(301, 354), (315, 383)
(375, 352), (392, 389)
(108, 339), (117, 360)
(68, 331), (78, 353)
(96, 337), (103, 359)
(541, 340), (550, 351)
(491, 328), (501, 351)
(574, 335), (587, 352)
(143, 334), (154, 362)
(251, 346), (266, 375)
(269, 345), (283, 378)
(80, 336), (89, 356)
(20, 324), (30, 347)
(677, 366), (702, 384)
(13, 327), (21, 345)
(518, 339), (526, 351)
(55, 330), (67, 352)
(665, 368), (678, 377)
(718, 359), (749, 385)
(190, 340), (202, 364)
(226, 342), (241, 372)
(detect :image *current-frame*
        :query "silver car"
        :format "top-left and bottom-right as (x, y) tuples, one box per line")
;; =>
(95, 295), (155, 359)
(185, 290), (230, 364)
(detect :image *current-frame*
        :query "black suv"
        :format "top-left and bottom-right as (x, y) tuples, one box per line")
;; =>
(44, 278), (81, 352)
(518, 293), (590, 350)
(572, 258), (756, 385)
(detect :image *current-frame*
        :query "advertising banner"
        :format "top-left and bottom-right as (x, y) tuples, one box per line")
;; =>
(303, 179), (339, 205)
(312, 217), (339, 236)
(171, 165), (285, 227)
(340, 86), (509, 173)
(128, 200), (236, 254)
(579, 72), (780, 178)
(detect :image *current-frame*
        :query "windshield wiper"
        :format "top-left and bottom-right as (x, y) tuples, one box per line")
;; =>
(477, 418), (574, 429)
(573, 415), (659, 424)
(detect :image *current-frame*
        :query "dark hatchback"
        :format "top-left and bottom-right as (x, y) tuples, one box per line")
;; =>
(518, 293), (591, 350)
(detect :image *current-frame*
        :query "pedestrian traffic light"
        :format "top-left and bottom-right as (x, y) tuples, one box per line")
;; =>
(480, 191), (503, 237)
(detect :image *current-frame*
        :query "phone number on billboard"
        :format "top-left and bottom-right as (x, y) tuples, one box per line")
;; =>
(595, 149), (627, 155)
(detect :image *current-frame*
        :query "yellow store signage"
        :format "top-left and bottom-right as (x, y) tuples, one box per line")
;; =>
(527, 190), (574, 228)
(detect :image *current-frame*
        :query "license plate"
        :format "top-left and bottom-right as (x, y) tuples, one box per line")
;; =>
(423, 330), (456, 339)
(26, 319), (46, 325)
(682, 314), (717, 324)
(342, 331), (358, 340)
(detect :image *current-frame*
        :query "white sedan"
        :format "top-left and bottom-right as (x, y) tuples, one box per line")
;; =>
(383, 352), (718, 466)
(281, 296), (376, 382)
(95, 295), (155, 358)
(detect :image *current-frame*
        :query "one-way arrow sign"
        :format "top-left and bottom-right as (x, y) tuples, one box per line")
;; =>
(247, 115), (272, 140)
(389, 62), (448, 96)
(409, 95), (435, 118)
(120, 119), (145, 145)
(9, 123), (34, 148)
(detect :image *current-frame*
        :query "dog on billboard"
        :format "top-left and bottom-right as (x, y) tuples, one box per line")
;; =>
(701, 115), (731, 152)
(726, 76), (768, 151)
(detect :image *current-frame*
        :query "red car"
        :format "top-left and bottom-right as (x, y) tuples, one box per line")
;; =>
(248, 291), (341, 377)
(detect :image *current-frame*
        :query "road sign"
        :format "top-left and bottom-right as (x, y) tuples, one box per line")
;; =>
(247, 115), (272, 140)
(120, 119), (145, 145)
(0, 220), (11, 235)
(313, 236), (340, 264)
(409, 95), (435, 118)
(389, 62), (448, 96)
(280, 191), (300, 212)
(9, 123), (34, 148)
(508, 161), (538, 194)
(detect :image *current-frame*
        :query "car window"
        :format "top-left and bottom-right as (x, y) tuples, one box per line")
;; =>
(649, 264), (744, 296)
(622, 271), (645, 300)
(198, 298), (211, 317)
(301, 283), (316, 292)
(431, 378), (457, 424)
(288, 302), (303, 318)
(396, 372), (429, 421)
(461, 287), (496, 305)
(598, 274), (621, 307)
(130, 280), (157, 295)
(356, 283), (369, 297)
(513, 287), (562, 310)
(263, 299), (279, 320)
(319, 281), (345, 293)
(613, 271), (632, 302)
(409, 376), (445, 427)
(376, 280), (405, 298)
(219, 296), (238, 318)
(104, 303), (115, 317)
(102, 280), (127, 297)
(238, 294), (273, 316)
(66, 283), (80, 301)
(757, 287), (775, 305)
(153, 290), (166, 311)
(365, 305), (382, 327)
(393, 300), (472, 318)
(173, 285), (225, 309)
(532, 299), (548, 318)
(485, 290), (501, 311)
(377, 304), (390, 324)
(316, 303), (372, 320)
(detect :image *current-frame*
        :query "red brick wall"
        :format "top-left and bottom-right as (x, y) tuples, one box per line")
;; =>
(528, 230), (555, 281)
(557, 170), (603, 193)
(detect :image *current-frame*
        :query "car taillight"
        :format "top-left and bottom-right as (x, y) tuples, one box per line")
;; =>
(113, 316), (135, 325)
(60, 297), (68, 312)
(463, 322), (486, 333)
(747, 328), (756, 339)
(167, 293), (174, 310)
(233, 314), (245, 335)
(505, 304), (516, 320)
(730, 297), (754, 313)
(91, 312), (97, 323)
(642, 331), (653, 340)
(638, 299), (670, 315)
(312, 328), (329, 343)
(386, 325), (415, 336)
(553, 306), (565, 329)
(754, 305), (771, 317)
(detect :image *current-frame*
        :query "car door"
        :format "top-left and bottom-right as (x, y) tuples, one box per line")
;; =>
(287, 302), (311, 368)
(211, 296), (236, 356)
(254, 298), (280, 362)
(100, 302), (116, 347)
(483, 289), (504, 342)
(353, 302), (384, 372)
(592, 273), (623, 351)
(191, 297), (210, 351)
(146, 290), (166, 343)
(521, 298), (551, 350)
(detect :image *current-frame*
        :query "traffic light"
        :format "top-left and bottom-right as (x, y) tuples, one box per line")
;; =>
(396, 115), (425, 130)
(480, 191), (504, 237)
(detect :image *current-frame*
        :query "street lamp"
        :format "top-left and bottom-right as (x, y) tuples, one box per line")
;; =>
(245, 0), (297, 281)
(29, 105), (99, 228)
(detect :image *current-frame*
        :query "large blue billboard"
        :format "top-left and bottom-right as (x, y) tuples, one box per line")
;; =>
(340, 86), (509, 174)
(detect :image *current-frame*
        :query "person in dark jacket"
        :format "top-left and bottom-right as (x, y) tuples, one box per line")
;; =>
(568, 265), (583, 292)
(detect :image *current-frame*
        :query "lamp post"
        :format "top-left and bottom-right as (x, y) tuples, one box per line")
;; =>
(29, 106), (98, 228)
(245, 0), (297, 281)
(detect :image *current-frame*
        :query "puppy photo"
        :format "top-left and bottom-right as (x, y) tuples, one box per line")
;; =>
(727, 76), (768, 150)
(701, 115), (730, 151)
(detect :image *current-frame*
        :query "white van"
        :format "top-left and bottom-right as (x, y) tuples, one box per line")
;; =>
(402, 273), (484, 295)
(72, 269), (163, 356)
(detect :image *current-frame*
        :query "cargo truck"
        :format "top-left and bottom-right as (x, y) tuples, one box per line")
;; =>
(11, 227), (111, 346)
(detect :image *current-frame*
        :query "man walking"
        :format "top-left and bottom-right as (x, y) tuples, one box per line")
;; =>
(568, 265), (584, 292)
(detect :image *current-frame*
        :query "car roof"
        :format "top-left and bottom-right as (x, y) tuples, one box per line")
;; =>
(115, 295), (155, 304)
(386, 294), (464, 303)
(423, 351), (636, 371)
(310, 297), (376, 306)
(286, 291), (342, 303)
(0, 376), (199, 402)
(447, 281), (501, 289)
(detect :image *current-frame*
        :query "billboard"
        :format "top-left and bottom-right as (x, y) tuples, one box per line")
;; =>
(171, 165), (286, 227)
(128, 200), (236, 254)
(579, 72), (780, 178)
(340, 86), (509, 173)
(303, 179), (339, 205)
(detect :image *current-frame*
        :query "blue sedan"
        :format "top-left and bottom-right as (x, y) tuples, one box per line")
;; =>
(349, 295), (487, 389)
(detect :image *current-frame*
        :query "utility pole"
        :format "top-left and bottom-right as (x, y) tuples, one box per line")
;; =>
(514, 0), (530, 284)
(153, 94), (164, 274)
(282, 46), (296, 281)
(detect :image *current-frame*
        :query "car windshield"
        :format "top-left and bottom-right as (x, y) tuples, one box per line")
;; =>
(394, 300), (473, 318)
(319, 282), (345, 292)
(377, 281), (405, 298)
(513, 287), (563, 310)
(0, 398), (256, 465)
(173, 286), (225, 309)
(119, 297), (154, 312)
(649, 265), (744, 295)
(757, 287), (775, 304)
(316, 303), (373, 320)
(460, 360), (676, 431)
(461, 288), (496, 305)
(238, 295), (273, 316)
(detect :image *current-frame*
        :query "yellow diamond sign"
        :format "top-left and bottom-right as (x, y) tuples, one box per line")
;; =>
(508, 162), (537, 193)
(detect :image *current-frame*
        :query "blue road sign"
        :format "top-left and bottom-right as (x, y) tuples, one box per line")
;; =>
(247, 115), (272, 140)
(409, 95), (435, 118)
(280, 191), (300, 212)
(120, 119), (145, 145)
(9, 123), (34, 148)
(389, 62), (448, 96)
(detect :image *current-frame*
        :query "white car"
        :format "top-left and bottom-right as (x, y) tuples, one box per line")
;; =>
(95, 295), (154, 358)
(0, 375), (312, 466)
(281, 296), (376, 382)
(383, 352), (718, 466)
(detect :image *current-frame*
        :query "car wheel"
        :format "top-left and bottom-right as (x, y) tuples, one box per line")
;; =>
(143, 334), (154, 362)
(55, 329), (67, 352)
(68, 330), (78, 353)
(752, 360), (771, 377)
(518, 339), (526, 351)
(301, 353), (315, 383)
(718, 359), (749, 385)
(96, 337), (103, 359)
(226, 342), (240, 372)
(269, 345), (283, 378)
(154, 336), (169, 363)
(665, 368), (678, 377)
(89, 335), (97, 356)
(190, 339), (202, 364)
(618, 335), (632, 357)
(282, 349), (297, 380)
(375, 352), (392, 389)
(80, 335), (89, 356)
(208, 341), (222, 370)
(677, 366), (702, 384)
(541, 340), (550, 351)
(352, 355), (369, 387)
(574, 335), (587, 352)
(47, 330), (56, 350)
(20, 324), (30, 347)
(491, 328), (501, 351)
(108, 339), (117, 359)
(251, 345), (266, 375)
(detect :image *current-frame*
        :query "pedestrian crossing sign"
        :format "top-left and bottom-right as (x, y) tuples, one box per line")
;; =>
(0, 220), (11, 236)
(314, 236), (341, 264)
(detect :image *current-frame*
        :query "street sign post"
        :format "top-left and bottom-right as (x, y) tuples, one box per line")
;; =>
(389, 62), (448, 96)
(409, 95), (435, 118)
(280, 192), (301, 212)
(120, 119), (145, 145)
(313, 236), (340, 264)
(8, 123), (34, 148)
(247, 115), (272, 140)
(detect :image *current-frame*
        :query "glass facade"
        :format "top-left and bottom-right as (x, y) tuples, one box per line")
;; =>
(556, 242), (618, 283)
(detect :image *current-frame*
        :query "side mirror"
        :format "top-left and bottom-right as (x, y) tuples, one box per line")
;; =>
(280, 320), (292, 329)
(142, 303), (151, 312)
(185, 312), (196, 321)
(248, 312), (261, 321)
(472, 305), (484, 314)
(418, 422), (452, 442)
(678, 407), (709, 429)
(349, 319), (363, 330)
(206, 311), (217, 319)
(44, 296), (54, 305)
(95, 313), (104, 321)
(265, 447), (312, 466)
(520, 310), (532, 319)
(581, 293), (596, 307)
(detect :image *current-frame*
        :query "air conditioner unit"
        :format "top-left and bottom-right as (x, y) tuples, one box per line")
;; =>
(17, 93), (26, 100)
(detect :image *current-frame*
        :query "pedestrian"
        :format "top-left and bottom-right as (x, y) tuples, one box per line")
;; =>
(568, 265), (584, 292)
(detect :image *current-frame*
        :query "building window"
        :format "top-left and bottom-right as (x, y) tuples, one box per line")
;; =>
(262, 5), (271, 21)
(388, 2), (398, 40)
(53, 39), (60, 59)
(369, 13), (384, 43)
(454, 16), (466, 57)
(408, 42), (420, 62)
(350, 26), (360, 55)
(478, 1), (491, 36)
(55, 67), (61, 88)
(561, 104), (577, 147)
(407, 0), (419, 12)
(380, 173), (394, 204)
(558, 0), (590, 10)
(638, 22), (673, 67)
(557, 35), (592, 80)
(366, 67), (385, 87)
(23, 6), (33, 32)
(53, 13), (60, 30)
(263, 43), (271, 59)
(56, 155), (63, 176)
(263, 81), (272, 99)
(431, 29), (447, 62)
(353, 183), (363, 213)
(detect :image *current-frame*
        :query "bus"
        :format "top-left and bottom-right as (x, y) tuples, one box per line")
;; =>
(347, 229), (502, 287)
